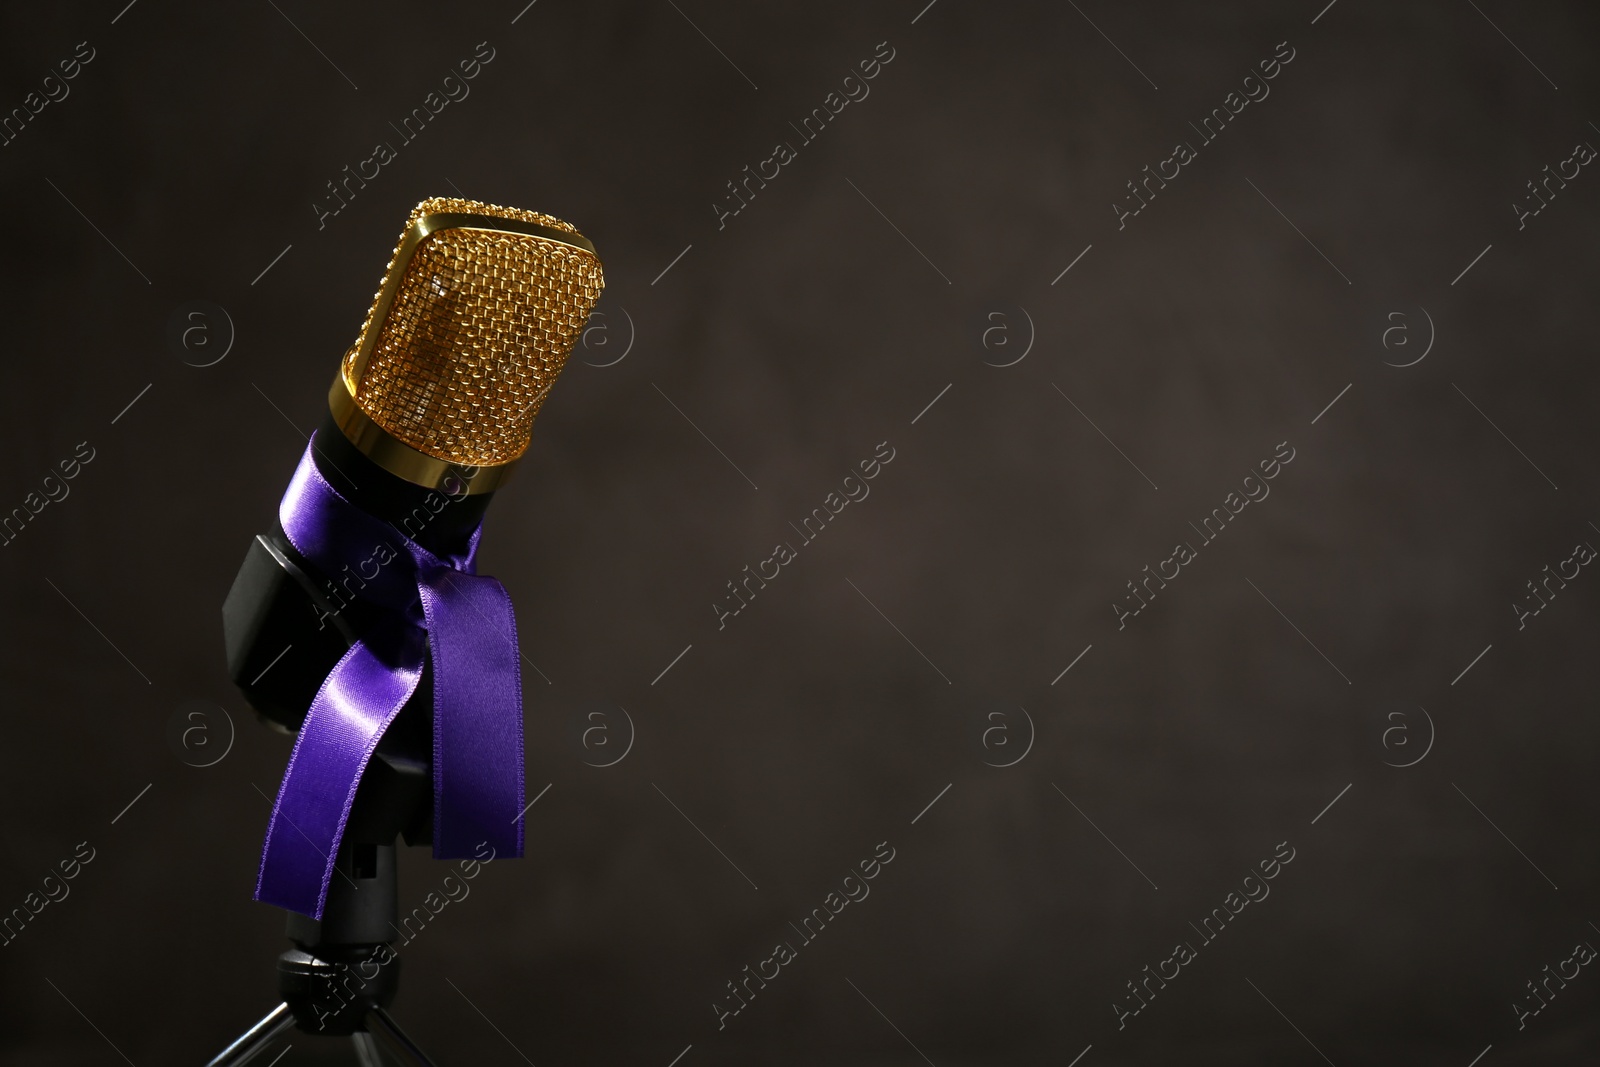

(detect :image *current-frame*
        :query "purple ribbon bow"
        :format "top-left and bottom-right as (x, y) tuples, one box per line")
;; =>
(255, 436), (524, 919)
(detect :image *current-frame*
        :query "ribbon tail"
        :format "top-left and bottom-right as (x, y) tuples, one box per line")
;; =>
(421, 569), (526, 861)
(255, 638), (423, 919)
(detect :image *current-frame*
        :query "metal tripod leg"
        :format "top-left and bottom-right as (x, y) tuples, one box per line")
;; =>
(204, 1002), (296, 1067)
(352, 1030), (386, 1066)
(364, 1006), (440, 1066)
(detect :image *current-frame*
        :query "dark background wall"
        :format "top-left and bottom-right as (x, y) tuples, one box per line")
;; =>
(2, 2), (1597, 1063)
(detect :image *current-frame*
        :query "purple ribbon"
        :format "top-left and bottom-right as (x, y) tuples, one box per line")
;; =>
(255, 436), (524, 919)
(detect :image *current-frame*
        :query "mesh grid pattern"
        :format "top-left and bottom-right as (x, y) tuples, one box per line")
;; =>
(345, 197), (604, 466)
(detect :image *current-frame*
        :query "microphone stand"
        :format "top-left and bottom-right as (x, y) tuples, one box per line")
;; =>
(205, 714), (441, 1067)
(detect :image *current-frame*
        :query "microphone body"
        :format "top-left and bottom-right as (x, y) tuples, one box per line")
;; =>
(224, 417), (489, 737)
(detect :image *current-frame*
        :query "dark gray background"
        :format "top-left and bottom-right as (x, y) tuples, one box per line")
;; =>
(2, 1), (1597, 1063)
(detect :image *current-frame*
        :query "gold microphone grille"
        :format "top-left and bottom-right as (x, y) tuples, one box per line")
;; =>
(343, 197), (604, 468)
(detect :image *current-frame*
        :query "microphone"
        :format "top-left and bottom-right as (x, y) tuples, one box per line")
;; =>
(223, 197), (604, 925)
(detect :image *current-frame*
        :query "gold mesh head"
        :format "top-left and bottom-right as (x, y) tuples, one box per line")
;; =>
(337, 197), (604, 473)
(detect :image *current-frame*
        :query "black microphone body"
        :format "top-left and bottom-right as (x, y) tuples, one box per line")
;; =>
(221, 418), (492, 960)
(223, 416), (492, 737)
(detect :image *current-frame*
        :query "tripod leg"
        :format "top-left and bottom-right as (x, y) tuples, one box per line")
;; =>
(352, 1031), (387, 1067)
(204, 1002), (296, 1067)
(364, 1006), (440, 1067)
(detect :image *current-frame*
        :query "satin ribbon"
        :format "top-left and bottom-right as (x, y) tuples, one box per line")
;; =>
(255, 435), (524, 919)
